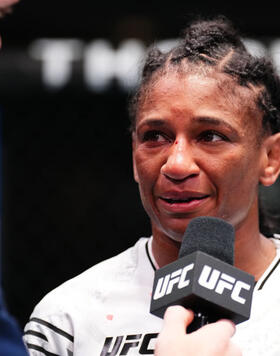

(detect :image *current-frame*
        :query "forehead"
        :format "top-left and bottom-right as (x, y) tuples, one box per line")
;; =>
(137, 72), (263, 134)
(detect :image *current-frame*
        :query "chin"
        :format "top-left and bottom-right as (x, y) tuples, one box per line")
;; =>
(160, 224), (188, 243)
(150, 212), (196, 243)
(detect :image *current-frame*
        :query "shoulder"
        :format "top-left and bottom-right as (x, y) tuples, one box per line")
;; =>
(23, 238), (152, 354)
(254, 235), (280, 292)
(27, 237), (150, 318)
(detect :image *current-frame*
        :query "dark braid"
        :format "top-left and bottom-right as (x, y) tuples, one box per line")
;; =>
(223, 52), (280, 134)
(141, 48), (167, 81)
(129, 14), (280, 235)
(177, 15), (246, 62)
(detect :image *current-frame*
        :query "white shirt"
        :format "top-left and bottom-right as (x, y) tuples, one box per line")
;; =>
(23, 235), (280, 356)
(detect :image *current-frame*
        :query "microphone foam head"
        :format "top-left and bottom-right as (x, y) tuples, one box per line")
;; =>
(178, 216), (235, 265)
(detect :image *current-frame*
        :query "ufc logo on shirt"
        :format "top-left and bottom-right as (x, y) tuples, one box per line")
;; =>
(100, 333), (158, 355)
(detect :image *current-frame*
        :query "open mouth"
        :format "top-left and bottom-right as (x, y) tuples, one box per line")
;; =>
(162, 196), (209, 204)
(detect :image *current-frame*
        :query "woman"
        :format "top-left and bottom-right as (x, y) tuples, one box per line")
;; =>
(23, 15), (280, 356)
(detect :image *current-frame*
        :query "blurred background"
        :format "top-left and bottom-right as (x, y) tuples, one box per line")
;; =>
(1, 0), (280, 330)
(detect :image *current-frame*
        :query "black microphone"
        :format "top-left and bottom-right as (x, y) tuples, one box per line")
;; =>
(150, 216), (255, 332)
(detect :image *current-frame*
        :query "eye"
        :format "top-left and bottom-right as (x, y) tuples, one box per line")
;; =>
(142, 130), (168, 143)
(198, 130), (229, 143)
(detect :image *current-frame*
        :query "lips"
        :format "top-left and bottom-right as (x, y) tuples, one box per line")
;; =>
(161, 196), (207, 204)
(160, 191), (210, 202)
(158, 191), (210, 213)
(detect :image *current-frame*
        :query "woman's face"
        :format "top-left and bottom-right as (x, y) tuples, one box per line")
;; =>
(132, 72), (266, 241)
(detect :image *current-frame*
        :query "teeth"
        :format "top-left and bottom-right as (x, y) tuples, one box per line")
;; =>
(166, 198), (194, 203)
(164, 196), (205, 204)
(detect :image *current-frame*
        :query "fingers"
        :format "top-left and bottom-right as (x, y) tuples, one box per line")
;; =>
(228, 343), (243, 356)
(192, 319), (240, 355)
(155, 306), (194, 356)
(160, 306), (194, 337)
(156, 307), (242, 356)
(199, 319), (236, 339)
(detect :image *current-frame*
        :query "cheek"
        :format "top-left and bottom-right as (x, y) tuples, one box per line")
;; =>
(205, 150), (260, 194)
(134, 153), (161, 190)
(210, 151), (260, 209)
(133, 151), (166, 220)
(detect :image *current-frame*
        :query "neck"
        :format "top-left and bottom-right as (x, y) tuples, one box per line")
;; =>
(151, 230), (181, 268)
(234, 214), (276, 280)
(151, 202), (276, 280)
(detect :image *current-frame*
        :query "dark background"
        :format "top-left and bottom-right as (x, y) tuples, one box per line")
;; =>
(1, 0), (280, 330)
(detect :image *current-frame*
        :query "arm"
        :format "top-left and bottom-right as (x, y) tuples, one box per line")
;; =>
(155, 306), (242, 356)
(0, 288), (28, 356)
(23, 313), (74, 356)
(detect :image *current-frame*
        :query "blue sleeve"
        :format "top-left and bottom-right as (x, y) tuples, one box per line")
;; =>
(0, 290), (28, 356)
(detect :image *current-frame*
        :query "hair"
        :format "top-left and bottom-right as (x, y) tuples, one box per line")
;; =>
(129, 14), (280, 236)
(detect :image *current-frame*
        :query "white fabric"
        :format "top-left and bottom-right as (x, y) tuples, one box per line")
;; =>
(23, 236), (280, 356)
(232, 237), (280, 356)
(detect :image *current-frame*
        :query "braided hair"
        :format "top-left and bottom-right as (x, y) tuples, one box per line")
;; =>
(129, 15), (280, 235)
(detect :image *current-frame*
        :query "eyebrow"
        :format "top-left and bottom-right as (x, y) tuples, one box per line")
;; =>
(137, 119), (166, 128)
(137, 116), (238, 135)
(195, 117), (239, 135)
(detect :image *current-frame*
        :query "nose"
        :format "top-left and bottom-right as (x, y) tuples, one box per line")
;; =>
(161, 138), (200, 181)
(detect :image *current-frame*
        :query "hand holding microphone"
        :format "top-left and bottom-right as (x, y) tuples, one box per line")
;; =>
(155, 305), (242, 356)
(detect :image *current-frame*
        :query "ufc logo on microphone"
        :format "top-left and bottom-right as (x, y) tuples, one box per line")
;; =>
(153, 263), (194, 300)
(198, 265), (251, 304)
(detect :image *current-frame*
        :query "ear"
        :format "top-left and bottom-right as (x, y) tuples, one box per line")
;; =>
(259, 133), (280, 186)
(132, 132), (139, 183)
